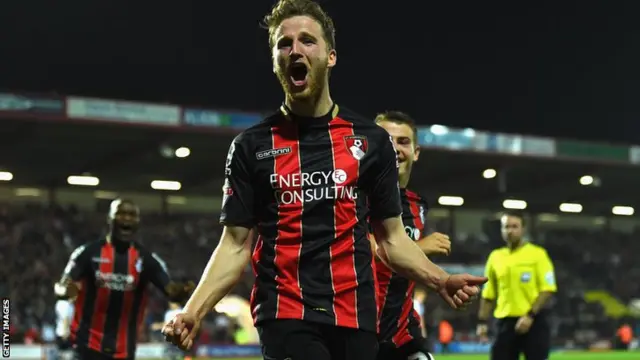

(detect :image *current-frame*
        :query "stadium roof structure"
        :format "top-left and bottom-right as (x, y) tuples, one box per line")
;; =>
(1, 117), (639, 217)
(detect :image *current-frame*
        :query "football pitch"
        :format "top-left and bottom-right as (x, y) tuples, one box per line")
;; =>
(189, 353), (638, 360)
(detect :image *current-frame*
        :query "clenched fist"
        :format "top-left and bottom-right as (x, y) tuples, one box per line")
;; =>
(161, 312), (200, 351)
(437, 274), (488, 310)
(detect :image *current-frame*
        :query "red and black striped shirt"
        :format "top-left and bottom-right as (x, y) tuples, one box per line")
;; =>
(376, 189), (428, 347)
(62, 239), (170, 359)
(220, 104), (402, 332)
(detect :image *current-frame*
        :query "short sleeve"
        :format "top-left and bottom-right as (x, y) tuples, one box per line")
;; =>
(481, 253), (497, 300)
(535, 249), (557, 293)
(220, 135), (255, 227)
(62, 244), (91, 281)
(364, 133), (402, 221)
(144, 252), (171, 293)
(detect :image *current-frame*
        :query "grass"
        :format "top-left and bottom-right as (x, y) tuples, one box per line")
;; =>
(166, 352), (638, 360)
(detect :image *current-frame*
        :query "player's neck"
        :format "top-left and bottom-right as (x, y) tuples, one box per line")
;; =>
(399, 175), (410, 189)
(285, 87), (333, 118)
(106, 233), (130, 248)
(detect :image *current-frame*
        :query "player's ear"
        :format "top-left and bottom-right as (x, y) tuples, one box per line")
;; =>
(414, 145), (421, 161)
(327, 49), (337, 69)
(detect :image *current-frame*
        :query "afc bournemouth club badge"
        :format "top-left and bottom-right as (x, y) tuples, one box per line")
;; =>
(344, 135), (368, 160)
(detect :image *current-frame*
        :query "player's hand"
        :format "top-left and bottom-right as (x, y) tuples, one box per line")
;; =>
(161, 312), (200, 351)
(421, 232), (451, 256)
(437, 274), (488, 309)
(476, 323), (489, 341)
(515, 315), (533, 334)
(54, 280), (80, 298)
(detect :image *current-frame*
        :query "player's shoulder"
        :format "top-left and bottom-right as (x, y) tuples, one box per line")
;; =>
(338, 107), (388, 135)
(69, 239), (104, 258)
(132, 242), (164, 261)
(134, 244), (169, 272)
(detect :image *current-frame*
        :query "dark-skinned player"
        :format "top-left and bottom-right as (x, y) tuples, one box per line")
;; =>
(54, 199), (194, 360)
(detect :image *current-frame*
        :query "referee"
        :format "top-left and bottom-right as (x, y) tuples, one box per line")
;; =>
(476, 211), (557, 360)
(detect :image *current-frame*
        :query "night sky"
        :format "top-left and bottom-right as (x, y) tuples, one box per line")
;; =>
(1, 1), (639, 143)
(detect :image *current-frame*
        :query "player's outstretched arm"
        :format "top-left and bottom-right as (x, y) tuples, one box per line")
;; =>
(372, 216), (487, 309)
(371, 216), (448, 290)
(182, 225), (253, 320)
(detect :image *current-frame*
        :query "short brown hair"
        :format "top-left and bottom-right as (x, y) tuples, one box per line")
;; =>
(262, 0), (336, 51)
(375, 110), (419, 144)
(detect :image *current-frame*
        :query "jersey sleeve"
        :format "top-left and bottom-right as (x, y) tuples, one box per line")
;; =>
(364, 132), (402, 221)
(144, 252), (171, 294)
(62, 244), (92, 281)
(535, 249), (557, 293)
(219, 135), (256, 227)
(481, 252), (497, 300)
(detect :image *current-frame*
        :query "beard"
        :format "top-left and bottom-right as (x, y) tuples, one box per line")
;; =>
(276, 60), (328, 102)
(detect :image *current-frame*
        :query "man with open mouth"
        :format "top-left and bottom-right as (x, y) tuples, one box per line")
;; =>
(55, 199), (194, 360)
(162, 1), (487, 360)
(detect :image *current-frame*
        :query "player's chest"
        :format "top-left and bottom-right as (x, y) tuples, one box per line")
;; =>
(90, 251), (143, 292)
(493, 255), (538, 286)
(252, 129), (372, 199)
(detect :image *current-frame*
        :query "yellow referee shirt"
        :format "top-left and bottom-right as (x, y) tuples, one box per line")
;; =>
(481, 242), (557, 318)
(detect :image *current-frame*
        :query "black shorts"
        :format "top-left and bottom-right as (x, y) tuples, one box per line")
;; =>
(377, 338), (434, 360)
(491, 314), (550, 360)
(72, 346), (134, 360)
(258, 319), (378, 360)
(56, 336), (72, 351)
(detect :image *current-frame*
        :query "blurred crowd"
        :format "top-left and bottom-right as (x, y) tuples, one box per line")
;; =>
(1, 201), (639, 348)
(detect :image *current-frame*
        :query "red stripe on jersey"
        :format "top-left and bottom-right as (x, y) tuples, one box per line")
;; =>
(89, 243), (114, 351)
(250, 235), (263, 320)
(70, 279), (87, 342)
(328, 118), (360, 328)
(115, 247), (140, 358)
(376, 263), (393, 319)
(271, 124), (304, 319)
(392, 282), (416, 346)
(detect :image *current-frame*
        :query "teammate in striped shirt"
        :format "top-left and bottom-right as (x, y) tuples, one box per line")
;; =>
(162, 1), (486, 359)
(372, 112), (452, 360)
(54, 199), (194, 360)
